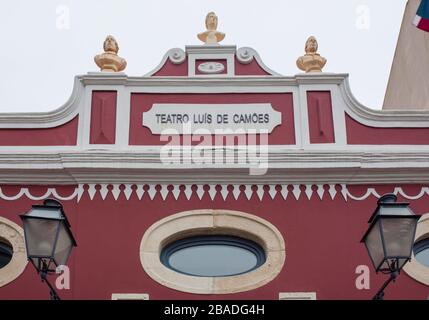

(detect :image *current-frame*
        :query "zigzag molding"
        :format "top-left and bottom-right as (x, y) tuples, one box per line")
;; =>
(0, 185), (428, 202)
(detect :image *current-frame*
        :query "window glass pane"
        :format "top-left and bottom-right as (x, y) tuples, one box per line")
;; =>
(414, 239), (429, 268)
(161, 235), (265, 277)
(0, 239), (13, 269)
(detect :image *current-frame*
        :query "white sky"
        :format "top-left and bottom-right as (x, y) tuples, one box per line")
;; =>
(0, 0), (407, 112)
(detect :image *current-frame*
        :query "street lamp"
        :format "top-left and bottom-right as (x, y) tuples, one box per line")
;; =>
(20, 199), (77, 300)
(361, 194), (419, 300)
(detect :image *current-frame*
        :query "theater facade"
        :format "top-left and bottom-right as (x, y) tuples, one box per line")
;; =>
(1, 16), (429, 300)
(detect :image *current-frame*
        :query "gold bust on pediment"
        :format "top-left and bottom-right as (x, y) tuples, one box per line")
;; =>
(94, 35), (127, 72)
(296, 36), (327, 73)
(197, 12), (225, 45)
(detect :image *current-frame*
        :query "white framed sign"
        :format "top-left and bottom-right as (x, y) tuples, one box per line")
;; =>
(142, 104), (282, 134)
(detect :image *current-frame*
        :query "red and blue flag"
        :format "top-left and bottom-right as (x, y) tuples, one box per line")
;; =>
(413, 0), (429, 32)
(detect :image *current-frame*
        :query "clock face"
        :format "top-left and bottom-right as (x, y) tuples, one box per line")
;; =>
(197, 62), (225, 74)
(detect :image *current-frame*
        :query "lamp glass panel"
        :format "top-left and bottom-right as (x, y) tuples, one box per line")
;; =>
(23, 218), (59, 258)
(380, 217), (417, 258)
(53, 222), (73, 266)
(378, 206), (413, 217)
(364, 220), (385, 270)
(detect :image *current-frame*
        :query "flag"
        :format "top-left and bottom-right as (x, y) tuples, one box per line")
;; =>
(413, 0), (429, 32)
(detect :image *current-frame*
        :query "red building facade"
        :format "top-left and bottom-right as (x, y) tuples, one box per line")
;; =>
(0, 44), (429, 300)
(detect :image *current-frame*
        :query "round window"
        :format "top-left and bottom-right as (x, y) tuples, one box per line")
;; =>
(160, 235), (266, 277)
(0, 239), (13, 269)
(413, 239), (429, 268)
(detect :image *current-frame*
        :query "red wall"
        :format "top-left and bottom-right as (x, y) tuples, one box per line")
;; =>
(0, 117), (78, 146)
(0, 184), (428, 300)
(90, 91), (117, 145)
(346, 114), (429, 145)
(130, 93), (295, 146)
(307, 92), (335, 144)
(234, 58), (271, 76)
(152, 59), (188, 76)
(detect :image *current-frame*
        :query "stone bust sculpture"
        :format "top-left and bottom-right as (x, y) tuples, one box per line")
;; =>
(197, 12), (225, 45)
(94, 35), (127, 72)
(296, 36), (327, 73)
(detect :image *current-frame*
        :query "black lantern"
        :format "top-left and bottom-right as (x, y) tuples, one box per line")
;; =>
(20, 199), (77, 300)
(361, 193), (419, 299)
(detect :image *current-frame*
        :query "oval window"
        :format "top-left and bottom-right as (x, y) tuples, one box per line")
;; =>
(160, 235), (266, 277)
(0, 239), (13, 269)
(414, 238), (429, 268)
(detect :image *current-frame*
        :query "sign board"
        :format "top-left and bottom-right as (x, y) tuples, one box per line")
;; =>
(142, 104), (282, 134)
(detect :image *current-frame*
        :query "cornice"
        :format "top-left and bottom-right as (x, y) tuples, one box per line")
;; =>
(0, 76), (83, 128)
(0, 150), (428, 184)
(185, 45), (237, 55)
(340, 77), (429, 126)
(1, 71), (429, 130)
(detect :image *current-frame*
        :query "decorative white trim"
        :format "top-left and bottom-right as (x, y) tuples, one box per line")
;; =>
(111, 293), (149, 300)
(139, 209), (285, 294)
(0, 185), (427, 203)
(186, 45), (237, 55)
(279, 292), (316, 300)
(0, 69), (429, 182)
(0, 76), (83, 128)
(2, 147), (429, 184)
(236, 47), (255, 64)
(197, 62), (225, 74)
(144, 48), (186, 77)
(141, 103), (281, 134)
(0, 217), (28, 288)
(168, 48), (186, 65)
(5, 71), (420, 130)
(338, 76), (429, 127)
(236, 47), (281, 76)
(188, 54), (235, 78)
(0, 187), (78, 201)
(403, 213), (429, 286)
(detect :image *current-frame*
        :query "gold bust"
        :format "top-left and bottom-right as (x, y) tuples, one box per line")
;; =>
(296, 36), (327, 73)
(197, 12), (225, 45)
(94, 35), (127, 72)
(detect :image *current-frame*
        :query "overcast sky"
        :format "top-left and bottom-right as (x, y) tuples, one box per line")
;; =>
(0, 0), (407, 112)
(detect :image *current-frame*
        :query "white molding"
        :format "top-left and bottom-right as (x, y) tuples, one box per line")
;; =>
(116, 87), (130, 148)
(0, 76), (83, 128)
(279, 292), (316, 300)
(197, 61), (225, 74)
(142, 103), (281, 134)
(1, 148), (429, 183)
(81, 84), (123, 150)
(0, 70), (428, 188)
(139, 209), (285, 294)
(111, 293), (149, 300)
(144, 48), (186, 77)
(168, 48), (186, 65)
(78, 73), (429, 127)
(236, 47), (282, 76)
(1, 184), (429, 203)
(185, 45), (237, 55)
(339, 77), (429, 127)
(403, 213), (429, 286)
(0, 217), (28, 288)
(186, 45), (236, 77)
(0, 76), (79, 127)
(188, 55), (234, 77)
(1, 71), (423, 130)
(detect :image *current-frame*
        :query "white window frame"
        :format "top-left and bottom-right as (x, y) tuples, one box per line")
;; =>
(279, 292), (317, 300)
(111, 293), (149, 300)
